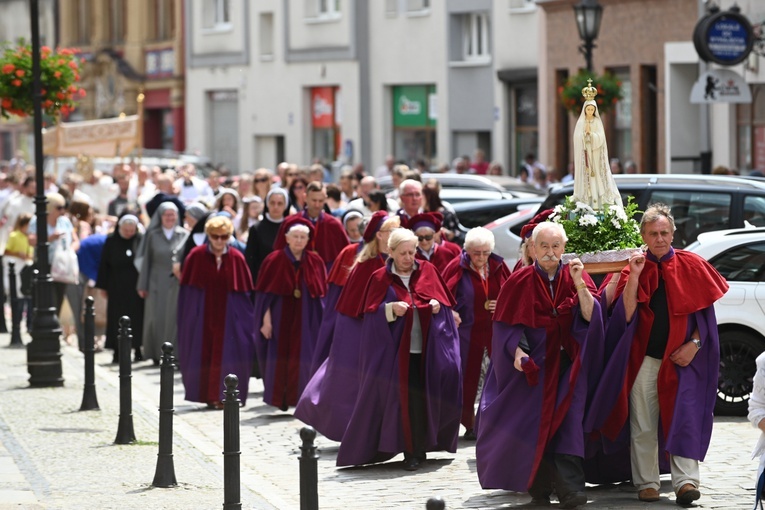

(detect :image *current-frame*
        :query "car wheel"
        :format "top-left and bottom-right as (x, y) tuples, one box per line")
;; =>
(716, 330), (765, 416)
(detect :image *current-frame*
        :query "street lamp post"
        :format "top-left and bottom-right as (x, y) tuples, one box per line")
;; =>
(573, 0), (604, 73)
(28, 0), (64, 387)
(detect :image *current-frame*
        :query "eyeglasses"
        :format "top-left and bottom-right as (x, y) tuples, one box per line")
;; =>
(401, 192), (422, 199)
(254, 177), (269, 183)
(209, 233), (230, 241)
(417, 234), (434, 242)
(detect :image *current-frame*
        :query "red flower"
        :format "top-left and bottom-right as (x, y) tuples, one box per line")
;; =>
(41, 46), (51, 57)
(1, 98), (12, 109)
(54, 71), (61, 78)
(56, 92), (65, 99)
(2, 63), (14, 74)
(68, 60), (78, 70)
(15, 69), (25, 78)
(57, 59), (65, 66)
(69, 84), (77, 93)
(59, 48), (73, 56)
(43, 100), (54, 108)
(78, 88), (86, 97)
(11, 79), (22, 87)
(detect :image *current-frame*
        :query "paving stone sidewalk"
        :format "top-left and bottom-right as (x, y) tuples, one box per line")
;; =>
(1, 332), (761, 509)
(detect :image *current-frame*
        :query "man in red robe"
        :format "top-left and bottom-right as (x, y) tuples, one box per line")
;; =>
(589, 204), (728, 505)
(411, 212), (457, 274)
(476, 222), (601, 508)
(274, 181), (348, 270)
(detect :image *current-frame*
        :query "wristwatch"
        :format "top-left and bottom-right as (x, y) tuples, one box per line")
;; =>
(691, 338), (702, 349)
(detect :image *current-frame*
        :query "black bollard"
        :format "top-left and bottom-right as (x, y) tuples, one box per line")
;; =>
(8, 262), (22, 346)
(152, 342), (177, 487)
(114, 316), (136, 444)
(426, 497), (445, 510)
(223, 374), (241, 510)
(0, 255), (8, 334)
(79, 297), (99, 411)
(299, 426), (319, 510)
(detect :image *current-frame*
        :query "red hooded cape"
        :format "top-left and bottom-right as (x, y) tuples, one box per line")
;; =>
(335, 254), (387, 318)
(416, 244), (459, 274)
(361, 259), (456, 452)
(273, 211), (349, 267)
(326, 243), (361, 287)
(601, 249), (728, 441)
(255, 247), (327, 299)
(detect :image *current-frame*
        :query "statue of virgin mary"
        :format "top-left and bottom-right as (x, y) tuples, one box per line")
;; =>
(572, 80), (622, 211)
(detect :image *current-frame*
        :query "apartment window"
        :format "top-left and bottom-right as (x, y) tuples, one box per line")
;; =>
(463, 13), (490, 61)
(319, 0), (340, 17)
(259, 13), (274, 59)
(73, 0), (91, 45)
(407, 0), (430, 11)
(150, 0), (175, 41)
(203, 0), (231, 30)
(737, 84), (765, 171)
(609, 68), (632, 166)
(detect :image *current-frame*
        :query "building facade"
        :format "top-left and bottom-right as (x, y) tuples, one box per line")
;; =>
(184, 0), (541, 175)
(57, 0), (186, 152)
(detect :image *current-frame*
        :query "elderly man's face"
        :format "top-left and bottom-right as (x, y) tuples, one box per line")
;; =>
(416, 227), (435, 253)
(400, 184), (422, 214)
(641, 216), (673, 259)
(534, 229), (565, 274)
(286, 229), (309, 253)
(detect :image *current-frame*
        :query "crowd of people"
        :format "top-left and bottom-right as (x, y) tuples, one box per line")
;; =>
(0, 156), (730, 508)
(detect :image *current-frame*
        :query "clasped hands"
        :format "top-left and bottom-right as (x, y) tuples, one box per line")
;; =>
(391, 299), (440, 317)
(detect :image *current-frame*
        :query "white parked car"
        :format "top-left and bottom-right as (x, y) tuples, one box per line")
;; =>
(686, 227), (765, 416)
(483, 206), (541, 268)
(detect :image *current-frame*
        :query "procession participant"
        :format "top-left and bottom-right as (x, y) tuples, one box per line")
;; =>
(244, 187), (287, 286)
(296, 213), (399, 441)
(442, 227), (510, 440)
(135, 202), (188, 364)
(273, 181), (349, 270)
(254, 216), (327, 411)
(589, 204), (728, 505)
(177, 216), (256, 409)
(96, 214), (144, 364)
(342, 210), (364, 244)
(475, 222), (601, 509)
(396, 179), (424, 225)
(410, 212), (457, 274)
(514, 209), (554, 271)
(336, 228), (461, 471)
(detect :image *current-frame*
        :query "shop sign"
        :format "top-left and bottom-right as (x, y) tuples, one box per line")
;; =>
(311, 87), (335, 128)
(693, 7), (754, 66)
(690, 69), (752, 104)
(393, 85), (436, 128)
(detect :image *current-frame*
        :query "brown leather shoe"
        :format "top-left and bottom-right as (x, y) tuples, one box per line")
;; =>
(676, 484), (700, 506)
(638, 488), (661, 502)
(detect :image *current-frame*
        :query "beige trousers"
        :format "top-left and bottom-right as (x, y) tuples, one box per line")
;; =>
(629, 356), (700, 492)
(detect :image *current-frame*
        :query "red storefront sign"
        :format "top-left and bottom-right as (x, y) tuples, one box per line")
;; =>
(311, 87), (335, 128)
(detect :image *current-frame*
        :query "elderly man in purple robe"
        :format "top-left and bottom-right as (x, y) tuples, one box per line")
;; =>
(475, 222), (602, 508)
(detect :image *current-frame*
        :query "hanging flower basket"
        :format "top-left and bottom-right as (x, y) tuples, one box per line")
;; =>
(0, 41), (85, 119)
(558, 70), (623, 116)
(550, 196), (644, 274)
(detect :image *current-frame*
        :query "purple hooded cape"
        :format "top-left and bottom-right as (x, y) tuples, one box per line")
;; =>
(335, 285), (462, 467)
(294, 313), (364, 441)
(585, 297), (721, 463)
(253, 249), (325, 410)
(176, 247), (256, 406)
(309, 282), (343, 376)
(475, 304), (603, 491)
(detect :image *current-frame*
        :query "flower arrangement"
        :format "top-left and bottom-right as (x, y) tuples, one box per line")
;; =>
(549, 195), (643, 256)
(0, 41), (85, 119)
(558, 70), (623, 116)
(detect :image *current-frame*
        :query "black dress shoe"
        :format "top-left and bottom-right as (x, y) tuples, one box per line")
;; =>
(559, 491), (587, 509)
(463, 428), (477, 440)
(133, 348), (144, 362)
(403, 454), (420, 471)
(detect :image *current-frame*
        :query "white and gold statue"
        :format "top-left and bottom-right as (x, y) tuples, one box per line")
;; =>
(572, 79), (622, 211)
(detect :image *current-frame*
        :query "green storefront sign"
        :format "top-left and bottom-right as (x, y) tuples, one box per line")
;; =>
(393, 85), (436, 128)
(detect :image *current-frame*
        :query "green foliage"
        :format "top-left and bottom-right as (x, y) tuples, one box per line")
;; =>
(549, 195), (643, 255)
(558, 70), (623, 116)
(0, 40), (84, 119)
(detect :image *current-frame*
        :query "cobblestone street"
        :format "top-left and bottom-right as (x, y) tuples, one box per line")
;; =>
(0, 335), (760, 509)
